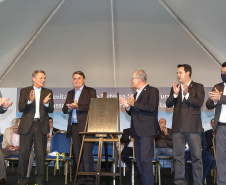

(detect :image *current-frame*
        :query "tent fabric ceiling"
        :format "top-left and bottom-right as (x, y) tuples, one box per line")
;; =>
(0, 0), (225, 88)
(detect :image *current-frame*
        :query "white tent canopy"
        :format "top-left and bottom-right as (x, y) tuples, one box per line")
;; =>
(0, 0), (225, 88)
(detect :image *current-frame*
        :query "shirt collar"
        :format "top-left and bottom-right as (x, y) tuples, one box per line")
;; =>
(136, 83), (148, 93)
(181, 80), (191, 89)
(33, 86), (42, 91)
(75, 85), (84, 92)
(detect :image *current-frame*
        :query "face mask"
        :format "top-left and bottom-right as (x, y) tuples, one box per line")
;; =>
(221, 73), (226, 83)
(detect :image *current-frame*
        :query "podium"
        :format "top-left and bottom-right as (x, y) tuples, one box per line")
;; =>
(74, 92), (123, 185)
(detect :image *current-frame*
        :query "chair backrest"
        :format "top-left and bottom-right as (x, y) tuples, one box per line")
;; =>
(93, 142), (114, 157)
(50, 130), (72, 156)
(0, 134), (3, 149)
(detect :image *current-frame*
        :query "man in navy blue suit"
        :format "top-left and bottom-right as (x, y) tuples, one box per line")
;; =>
(120, 69), (159, 185)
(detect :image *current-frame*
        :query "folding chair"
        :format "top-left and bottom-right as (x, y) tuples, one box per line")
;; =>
(45, 130), (72, 184)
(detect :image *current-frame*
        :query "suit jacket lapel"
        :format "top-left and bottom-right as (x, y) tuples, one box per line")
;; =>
(135, 84), (149, 102)
(40, 88), (45, 104)
(78, 86), (87, 103)
(217, 82), (224, 93)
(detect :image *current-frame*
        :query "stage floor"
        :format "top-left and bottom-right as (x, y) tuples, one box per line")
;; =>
(4, 166), (215, 185)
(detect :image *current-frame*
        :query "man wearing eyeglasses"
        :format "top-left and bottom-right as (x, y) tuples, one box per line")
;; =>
(120, 69), (159, 185)
(206, 61), (226, 185)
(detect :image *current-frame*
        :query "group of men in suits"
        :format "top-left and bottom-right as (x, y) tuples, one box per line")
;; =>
(120, 64), (226, 185)
(1, 63), (226, 185)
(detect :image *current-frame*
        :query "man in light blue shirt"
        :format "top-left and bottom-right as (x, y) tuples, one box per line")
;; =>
(63, 71), (96, 185)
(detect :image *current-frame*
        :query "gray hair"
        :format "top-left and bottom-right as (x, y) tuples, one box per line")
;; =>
(32, 70), (45, 78)
(133, 69), (147, 82)
(11, 118), (20, 127)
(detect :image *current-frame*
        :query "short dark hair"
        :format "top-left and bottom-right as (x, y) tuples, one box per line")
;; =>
(49, 117), (53, 121)
(222, 62), (226, 67)
(32, 70), (45, 78)
(72, 71), (85, 79)
(177, 64), (192, 77)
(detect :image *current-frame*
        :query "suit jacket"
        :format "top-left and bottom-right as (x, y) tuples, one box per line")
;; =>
(62, 85), (97, 137)
(18, 86), (54, 134)
(166, 81), (205, 133)
(0, 91), (7, 114)
(206, 82), (226, 132)
(1, 127), (13, 149)
(126, 85), (159, 137)
(205, 129), (213, 151)
(120, 128), (131, 147)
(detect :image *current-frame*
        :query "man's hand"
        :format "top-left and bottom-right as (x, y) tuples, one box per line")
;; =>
(43, 93), (52, 104)
(47, 133), (51, 139)
(126, 96), (135, 106)
(163, 128), (168, 135)
(183, 84), (188, 96)
(66, 99), (78, 111)
(0, 98), (13, 108)
(208, 87), (222, 103)
(29, 90), (35, 102)
(173, 81), (180, 95)
(120, 97), (130, 108)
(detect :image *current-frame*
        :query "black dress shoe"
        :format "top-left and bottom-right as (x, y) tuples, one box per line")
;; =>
(0, 178), (5, 184)
(26, 177), (31, 184)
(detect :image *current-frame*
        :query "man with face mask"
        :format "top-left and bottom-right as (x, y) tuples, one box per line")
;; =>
(206, 61), (226, 185)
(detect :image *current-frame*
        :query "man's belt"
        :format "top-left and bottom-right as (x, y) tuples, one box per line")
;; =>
(34, 118), (40, 122)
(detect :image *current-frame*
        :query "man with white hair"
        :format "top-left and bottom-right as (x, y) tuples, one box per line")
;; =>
(0, 118), (20, 184)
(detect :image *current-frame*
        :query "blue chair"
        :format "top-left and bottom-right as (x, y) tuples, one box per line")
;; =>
(45, 130), (72, 184)
(131, 139), (161, 185)
(93, 141), (116, 185)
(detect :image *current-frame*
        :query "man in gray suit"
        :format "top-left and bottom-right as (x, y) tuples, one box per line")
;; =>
(0, 91), (13, 114)
(206, 61), (226, 185)
(166, 64), (205, 185)
(18, 70), (54, 185)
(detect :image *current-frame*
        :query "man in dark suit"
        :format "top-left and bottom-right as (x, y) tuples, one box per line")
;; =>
(18, 70), (54, 185)
(166, 64), (205, 185)
(120, 69), (159, 185)
(204, 118), (214, 155)
(62, 71), (96, 185)
(120, 128), (133, 172)
(0, 91), (13, 114)
(206, 61), (226, 185)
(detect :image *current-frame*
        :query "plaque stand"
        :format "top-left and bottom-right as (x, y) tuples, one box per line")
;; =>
(74, 93), (123, 185)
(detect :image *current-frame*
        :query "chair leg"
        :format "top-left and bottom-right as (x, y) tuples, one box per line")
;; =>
(54, 162), (57, 175)
(46, 165), (49, 181)
(65, 161), (68, 184)
(132, 162), (134, 185)
(70, 161), (72, 182)
(155, 164), (157, 183)
(123, 162), (125, 177)
(113, 162), (115, 185)
(158, 163), (161, 185)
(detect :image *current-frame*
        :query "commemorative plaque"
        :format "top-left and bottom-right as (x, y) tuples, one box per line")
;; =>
(87, 98), (118, 132)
